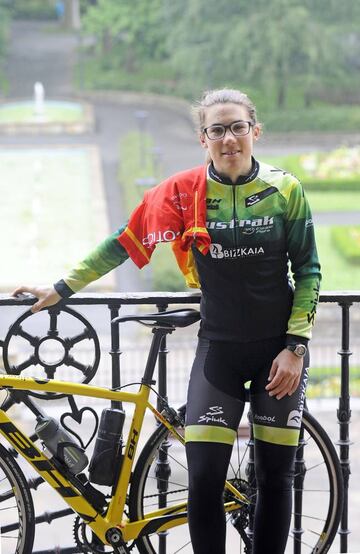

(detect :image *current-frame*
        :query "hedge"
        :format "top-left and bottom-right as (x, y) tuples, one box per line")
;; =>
(331, 226), (360, 264)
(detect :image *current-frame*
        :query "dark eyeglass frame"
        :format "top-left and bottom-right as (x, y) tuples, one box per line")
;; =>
(202, 120), (253, 140)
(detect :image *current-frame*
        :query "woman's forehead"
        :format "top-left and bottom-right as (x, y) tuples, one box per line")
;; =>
(204, 103), (249, 125)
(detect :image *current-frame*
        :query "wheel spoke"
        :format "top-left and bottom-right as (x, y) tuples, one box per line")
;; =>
(49, 311), (58, 334)
(65, 355), (90, 375)
(13, 354), (37, 373)
(14, 326), (39, 346)
(43, 365), (56, 379)
(65, 329), (92, 348)
(0, 489), (14, 502)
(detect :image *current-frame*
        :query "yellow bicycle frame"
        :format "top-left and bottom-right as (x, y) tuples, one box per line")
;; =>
(0, 374), (247, 546)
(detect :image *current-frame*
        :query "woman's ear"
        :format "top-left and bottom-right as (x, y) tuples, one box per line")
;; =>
(199, 132), (208, 149)
(253, 124), (261, 141)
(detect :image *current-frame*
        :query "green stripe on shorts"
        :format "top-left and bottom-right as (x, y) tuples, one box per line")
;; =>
(185, 425), (236, 445)
(253, 424), (300, 446)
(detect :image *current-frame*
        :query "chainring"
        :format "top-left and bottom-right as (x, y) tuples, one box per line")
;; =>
(73, 517), (136, 553)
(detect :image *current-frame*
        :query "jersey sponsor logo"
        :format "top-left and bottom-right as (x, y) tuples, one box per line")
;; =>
(297, 366), (308, 415)
(142, 229), (181, 246)
(210, 243), (265, 259)
(286, 410), (301, 428)
(245, 186), (278, 207)
(245, 194), (261, 206)
(206, 216), (274, 234)
(198, 405), (228, 426)
(305, 218), (314, 228)
(254, 414), (276, 423)
(307, 282), (320, 325)
(171, 192), (189, 211)
(207, 198), (222, 210)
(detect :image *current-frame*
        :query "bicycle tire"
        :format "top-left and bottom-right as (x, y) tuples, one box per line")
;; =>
(129, 409), (343, 554)
(0, 443), (35, 554)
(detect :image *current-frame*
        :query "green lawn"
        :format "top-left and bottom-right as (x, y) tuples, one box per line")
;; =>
(314, 226), (360, 290)
(307, 191), (360, 212)
(0, 147), (111, 290)
(0, 101), (84, 124)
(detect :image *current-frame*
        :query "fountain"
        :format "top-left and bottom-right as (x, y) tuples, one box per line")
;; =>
(33, 81), (45, 119)
(0, 82), (94, 134)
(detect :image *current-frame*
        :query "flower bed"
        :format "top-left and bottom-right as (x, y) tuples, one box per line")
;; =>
(272, 146), (360, 190)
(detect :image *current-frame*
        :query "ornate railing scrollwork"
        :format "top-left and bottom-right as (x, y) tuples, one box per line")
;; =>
(2, 306), (101, 398)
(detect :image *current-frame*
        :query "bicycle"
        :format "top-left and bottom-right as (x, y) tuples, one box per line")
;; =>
(0, 308), (344, 553)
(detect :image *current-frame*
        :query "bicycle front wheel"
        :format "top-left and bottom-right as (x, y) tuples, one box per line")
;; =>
(129, 409), (343, 554)
(0, 443), (35, 554)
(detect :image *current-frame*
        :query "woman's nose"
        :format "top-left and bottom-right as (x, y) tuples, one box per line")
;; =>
(223, 128), (237, 142)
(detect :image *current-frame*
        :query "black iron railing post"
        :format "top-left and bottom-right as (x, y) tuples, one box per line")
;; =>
(156, 302), (170, 554)
(337, 301), (352, 553)
(292, 426), (306, 554)
(109, 305), (122, 409)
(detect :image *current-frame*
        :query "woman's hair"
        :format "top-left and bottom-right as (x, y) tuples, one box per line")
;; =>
(192, 88), (259, 133)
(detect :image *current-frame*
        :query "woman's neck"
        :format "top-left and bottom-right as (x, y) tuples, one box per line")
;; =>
(210, 158), (259, 185)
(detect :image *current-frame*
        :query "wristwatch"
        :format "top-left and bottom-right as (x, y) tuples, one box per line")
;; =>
(286, 344), (307, 358)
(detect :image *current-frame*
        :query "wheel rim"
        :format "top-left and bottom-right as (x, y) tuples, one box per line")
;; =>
(0, 454), (33, 553)
(130, 412), (341, 554)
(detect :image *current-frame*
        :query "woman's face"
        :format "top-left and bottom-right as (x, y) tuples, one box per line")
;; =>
(199, 103), (260, 180)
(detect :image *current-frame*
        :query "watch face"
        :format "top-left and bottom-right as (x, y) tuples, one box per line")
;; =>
(294, 344), (307, 357)
(287, 344), (307, 357)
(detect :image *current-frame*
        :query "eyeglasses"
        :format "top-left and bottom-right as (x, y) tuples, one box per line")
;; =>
(202, 120), (253, 140)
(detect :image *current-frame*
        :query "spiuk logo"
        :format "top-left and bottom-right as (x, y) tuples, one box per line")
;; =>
(198, 406), (228, 426)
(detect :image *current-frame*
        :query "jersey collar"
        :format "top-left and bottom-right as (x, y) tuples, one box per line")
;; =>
(208, 157), (259, 185)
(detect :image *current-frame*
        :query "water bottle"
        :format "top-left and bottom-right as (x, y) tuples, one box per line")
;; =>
(35, 415), (88, 475)
(89, 407), (125, 486)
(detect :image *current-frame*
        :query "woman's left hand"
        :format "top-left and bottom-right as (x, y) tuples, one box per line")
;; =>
(265, 349), (303, 400)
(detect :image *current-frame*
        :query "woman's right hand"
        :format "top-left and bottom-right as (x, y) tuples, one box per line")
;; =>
(12, 285), (61, 313)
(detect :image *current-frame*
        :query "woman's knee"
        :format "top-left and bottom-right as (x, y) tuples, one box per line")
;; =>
(255, 442), (296, 490)
(186, 441), (231, 492)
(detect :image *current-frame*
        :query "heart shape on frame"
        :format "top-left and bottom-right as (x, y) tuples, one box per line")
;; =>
(60, 407), (99, 450)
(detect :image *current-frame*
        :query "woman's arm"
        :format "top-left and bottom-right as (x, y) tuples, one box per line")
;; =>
(284, 179), (321, 343)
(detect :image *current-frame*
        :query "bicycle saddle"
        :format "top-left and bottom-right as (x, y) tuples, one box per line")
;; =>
(112, 308), (200, 328)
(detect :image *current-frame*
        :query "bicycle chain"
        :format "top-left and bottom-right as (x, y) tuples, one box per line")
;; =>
(143, 486), (188, 501)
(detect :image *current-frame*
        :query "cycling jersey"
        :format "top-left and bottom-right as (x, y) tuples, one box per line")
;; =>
(54, 160), (321, 344)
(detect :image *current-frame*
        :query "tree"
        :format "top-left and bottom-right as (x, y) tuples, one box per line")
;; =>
(0, 1), (10, 94)
(81, 0), (166, 72)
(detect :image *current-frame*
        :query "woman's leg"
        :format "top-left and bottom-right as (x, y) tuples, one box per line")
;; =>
(185, 338), (245, 554)
(250, 353), (309, 554)
(251, 440), (297, 554)
(186, 442), (233, 554)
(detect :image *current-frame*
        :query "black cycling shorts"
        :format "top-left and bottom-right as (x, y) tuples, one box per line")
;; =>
(185, 337), (309, 447)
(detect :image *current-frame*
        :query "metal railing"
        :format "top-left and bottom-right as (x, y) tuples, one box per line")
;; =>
(0, 290), (359, 553)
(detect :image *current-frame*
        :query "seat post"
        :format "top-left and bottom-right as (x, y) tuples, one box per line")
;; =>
(142, 327), (173, 385)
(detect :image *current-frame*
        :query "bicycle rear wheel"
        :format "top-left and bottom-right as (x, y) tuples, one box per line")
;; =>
(0, 443), (35, 554)
(129, 409), (343, 554)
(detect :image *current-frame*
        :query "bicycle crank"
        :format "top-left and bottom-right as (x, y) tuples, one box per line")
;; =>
(73, 517), (134, 553)
(105, 527), (131, 553)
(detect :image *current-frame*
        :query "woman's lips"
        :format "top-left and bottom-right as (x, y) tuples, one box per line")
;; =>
(222, 150), (240, 156)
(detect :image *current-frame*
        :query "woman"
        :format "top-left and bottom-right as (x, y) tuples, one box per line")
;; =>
(14, 88), (321, 553)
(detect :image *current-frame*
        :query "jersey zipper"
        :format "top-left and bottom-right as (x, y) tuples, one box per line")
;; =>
(232, 185), (238, 247)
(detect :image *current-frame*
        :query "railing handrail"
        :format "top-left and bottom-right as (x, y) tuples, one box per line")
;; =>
(0, 290), (359, 307)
